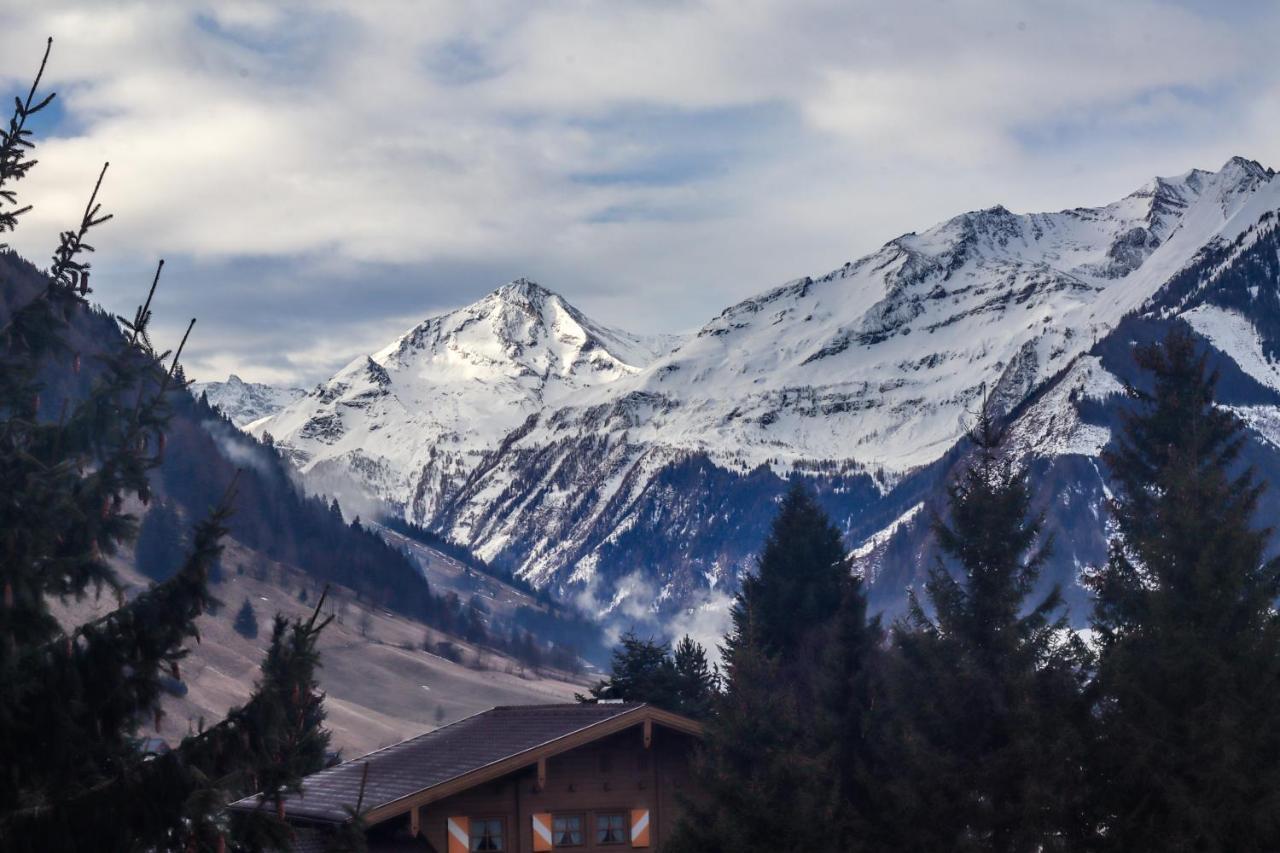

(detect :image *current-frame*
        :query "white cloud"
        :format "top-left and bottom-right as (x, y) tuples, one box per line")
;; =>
(1, 0), (1276, 383)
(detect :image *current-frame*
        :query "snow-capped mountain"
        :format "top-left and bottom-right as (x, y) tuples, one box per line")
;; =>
(251, 278), (682, 519)
(256, 157), (1280, 633)
(432, 158), (1278, 599)
(190, 375), (305, 427)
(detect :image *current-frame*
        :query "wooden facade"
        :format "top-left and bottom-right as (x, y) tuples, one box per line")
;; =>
(230, 703), (702, 853)
(369, 723), (696, 851)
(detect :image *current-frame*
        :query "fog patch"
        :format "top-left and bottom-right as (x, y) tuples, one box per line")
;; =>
(200, 417), (277, 479)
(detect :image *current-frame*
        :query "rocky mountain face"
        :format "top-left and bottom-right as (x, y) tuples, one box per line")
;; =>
(190, 374), (305, 426)
(251, 279), (680, 522)
(256, 157), (1280, 637)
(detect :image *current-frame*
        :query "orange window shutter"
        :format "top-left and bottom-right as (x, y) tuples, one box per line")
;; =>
(630, 809), (651, 847)
(447, 816), (470, 853)
(532, 812), (553, 852)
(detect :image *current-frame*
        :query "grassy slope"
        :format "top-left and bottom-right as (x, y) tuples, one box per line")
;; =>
(56, 536), (587, 758)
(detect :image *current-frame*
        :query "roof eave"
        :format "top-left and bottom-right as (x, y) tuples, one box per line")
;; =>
(227, 703), (703, 827)
(362, 704), (700, 824)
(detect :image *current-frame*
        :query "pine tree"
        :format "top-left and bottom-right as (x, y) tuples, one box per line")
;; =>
(235, 597), (260, 639)
(886, 407), (1090, 852)
(670, 481), (872, 852)
(808, 575), (888, 850)
(0, 40), (230, 848)
(666, 608), (825, 853)
(1087, 327), (1280, 851)
(730, 479), (849, 662)
(581, 632), (717, 717)
(224, 602), (333, 849)
(670, 634), (718, 719)
(582, 632), (677, 707)
(0, 44), (333, 850)
(7, 592), (335, 850)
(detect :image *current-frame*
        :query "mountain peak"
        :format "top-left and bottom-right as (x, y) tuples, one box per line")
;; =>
(493, 277), (557, 303)
(254, 274), (682, 521)
(1134, 155), (1273, 203)
(190, 375), (305, 427)
(1220, 155), (1272, 181)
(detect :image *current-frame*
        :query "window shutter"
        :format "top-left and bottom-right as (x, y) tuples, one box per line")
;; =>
(533, 812), (553, 852)
(447, 816), (470, 853)
(630, 809), (650, 847)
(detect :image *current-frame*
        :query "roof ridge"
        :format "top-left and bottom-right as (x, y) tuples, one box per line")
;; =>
(229, 702), (680, 824)
(491, 701), (646, 711)
(243, 705), (503, 793)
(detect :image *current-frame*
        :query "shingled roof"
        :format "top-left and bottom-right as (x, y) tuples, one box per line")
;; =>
(229, 702), (700, 825)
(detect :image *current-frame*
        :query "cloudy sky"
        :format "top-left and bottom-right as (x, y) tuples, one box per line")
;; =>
(2, 0), (1277, 385)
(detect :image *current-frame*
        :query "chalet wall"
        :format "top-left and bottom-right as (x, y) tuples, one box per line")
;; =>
(410, 724), (696, 852)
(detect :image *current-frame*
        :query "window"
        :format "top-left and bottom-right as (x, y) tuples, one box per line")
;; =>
(596, 813), (627, 845)
(553, 814), (583, 847)
(470, 817), (504, 851)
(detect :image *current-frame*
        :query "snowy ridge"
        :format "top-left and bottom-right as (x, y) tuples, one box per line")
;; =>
(251, 278), (681, 519)
(476, 157), (1275, 480)
(254, 157), (1280, 627)
(191, 375), (305, 427)
(430, 157), (1280, 601)
(1003, 356), (1126, 461)
(851, 503), (924, 566)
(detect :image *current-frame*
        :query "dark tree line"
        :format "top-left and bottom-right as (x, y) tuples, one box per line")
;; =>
(646, 327), (1280, 853)
(383, 516), (607, 664)
(381, 515), (538, 596)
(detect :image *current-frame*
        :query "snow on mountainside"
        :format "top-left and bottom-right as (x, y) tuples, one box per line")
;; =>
(191, 375), (305, 427)
(252, 157), (1280, 635)
(432, 157), (1279, 598)
(559, 155), (1272, 475)
(251, 278), (681, 520)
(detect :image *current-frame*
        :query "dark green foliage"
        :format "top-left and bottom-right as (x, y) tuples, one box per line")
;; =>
(670, 480), (883, 852)
(0, 38), (54, 243)
(584, 632), (673, 704)
(808, 577), (888, 850)
(4, 591), (333, 851)
(666, 629), (823, 853)
(0, 163), (137, 665)
(730, 479), (849, 661)
(670, 635), (718, 720)
(224, 603), (333, 849)
(886, 409), (1091, 852)
(135, 499), (186, 581)
(0, 47), (330, 850)
(0, 41), (219, 847)
(235, 597), (259, 640)
(0, 504), (229, 850)
(580, 632), (717, 719)
(1087, 328), (1280, 851)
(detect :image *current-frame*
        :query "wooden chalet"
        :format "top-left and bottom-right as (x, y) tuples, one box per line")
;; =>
(229, 702), (703, 852)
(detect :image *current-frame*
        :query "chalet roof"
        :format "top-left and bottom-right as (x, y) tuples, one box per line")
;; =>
(229, 702), (701, 825)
